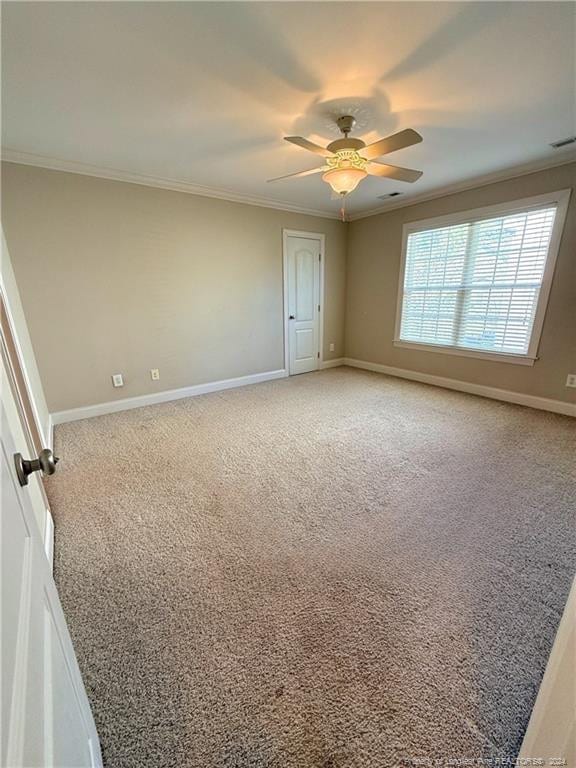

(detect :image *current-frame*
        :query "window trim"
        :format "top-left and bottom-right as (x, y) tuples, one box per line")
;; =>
(393, 189), (572, 366)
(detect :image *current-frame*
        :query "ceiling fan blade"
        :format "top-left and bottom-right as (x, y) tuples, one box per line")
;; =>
(284, 136), (333, 157)
(360, 129), (423, 160)
(367, 162), (423, 183)
(267, 165), (327, 182)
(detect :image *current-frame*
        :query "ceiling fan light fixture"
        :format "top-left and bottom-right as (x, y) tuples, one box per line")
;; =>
(322, 150), (368, 195)
(322, 166), (367, 195)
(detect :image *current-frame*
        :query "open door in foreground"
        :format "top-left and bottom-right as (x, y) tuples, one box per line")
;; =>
(1, 297), (102, 766)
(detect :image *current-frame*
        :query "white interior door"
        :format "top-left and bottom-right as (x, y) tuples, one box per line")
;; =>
(285, 234), (321, 375)
(1, 356), (102, 768)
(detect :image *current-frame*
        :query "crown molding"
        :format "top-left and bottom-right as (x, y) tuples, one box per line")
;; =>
(346, 152), (576, 221)
(1, 149), (340, 220)
(3, 148), (575, 223)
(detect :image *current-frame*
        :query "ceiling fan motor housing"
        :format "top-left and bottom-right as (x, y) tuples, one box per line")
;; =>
(327, 137), (366, 153)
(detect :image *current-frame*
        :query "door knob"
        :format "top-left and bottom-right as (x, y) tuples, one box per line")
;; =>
(14, 449), (59, 487)
(289, 315), (295, 320)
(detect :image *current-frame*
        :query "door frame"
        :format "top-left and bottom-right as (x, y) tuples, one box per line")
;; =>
(519, 575), (576, 761)
(0, 286), (45, 455)
(282, 229), (325, 375)
(0, 284), (54, 565)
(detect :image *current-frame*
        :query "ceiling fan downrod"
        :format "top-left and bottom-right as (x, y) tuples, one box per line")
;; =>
(336, 115), (356, 137)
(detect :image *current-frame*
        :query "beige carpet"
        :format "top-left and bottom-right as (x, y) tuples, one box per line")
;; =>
(48, 367), (576, 768)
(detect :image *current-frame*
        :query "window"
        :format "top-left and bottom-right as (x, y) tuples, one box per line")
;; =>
(395, 190), (570, 365)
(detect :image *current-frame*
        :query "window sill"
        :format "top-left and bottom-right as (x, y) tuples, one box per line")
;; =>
(393, 340), (537, 366)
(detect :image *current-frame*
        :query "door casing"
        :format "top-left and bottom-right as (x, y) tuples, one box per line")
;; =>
(282, 229), (325, 375)
(0, 285), (54, 565)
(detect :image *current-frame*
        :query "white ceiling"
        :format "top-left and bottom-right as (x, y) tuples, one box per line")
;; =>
(2, 1), (575, 217)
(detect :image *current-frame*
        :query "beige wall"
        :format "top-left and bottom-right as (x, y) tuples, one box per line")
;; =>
(1, 163), (346, 412)
(345, 162), (576, 404)
(3, 161), (575, 414)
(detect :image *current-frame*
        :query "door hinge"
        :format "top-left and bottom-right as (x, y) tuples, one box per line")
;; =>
(317, 352), (320, 359)
(319, 254), (321, 262)
(318, 304), (320, 312)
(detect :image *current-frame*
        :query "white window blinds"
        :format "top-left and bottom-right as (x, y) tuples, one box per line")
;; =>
(399, 205), (558, 357)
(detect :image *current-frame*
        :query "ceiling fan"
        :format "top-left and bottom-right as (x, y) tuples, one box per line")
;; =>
(268, 115), (423, 198)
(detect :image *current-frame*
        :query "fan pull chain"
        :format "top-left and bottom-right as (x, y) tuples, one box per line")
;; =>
(340, 194), (347, 222)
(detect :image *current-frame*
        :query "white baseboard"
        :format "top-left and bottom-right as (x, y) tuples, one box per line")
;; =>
(343, 358), (576, 417)
(51, 368), (288, 424)
(320, 357), (345, 370)
(48, 359), (576, 424)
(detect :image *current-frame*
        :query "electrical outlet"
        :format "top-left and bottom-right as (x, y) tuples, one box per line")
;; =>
(112, 373), (124, 388)
(566, 374), (576, 388)
(150, 368), (160, 381)
(329, 343), (335, 352)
